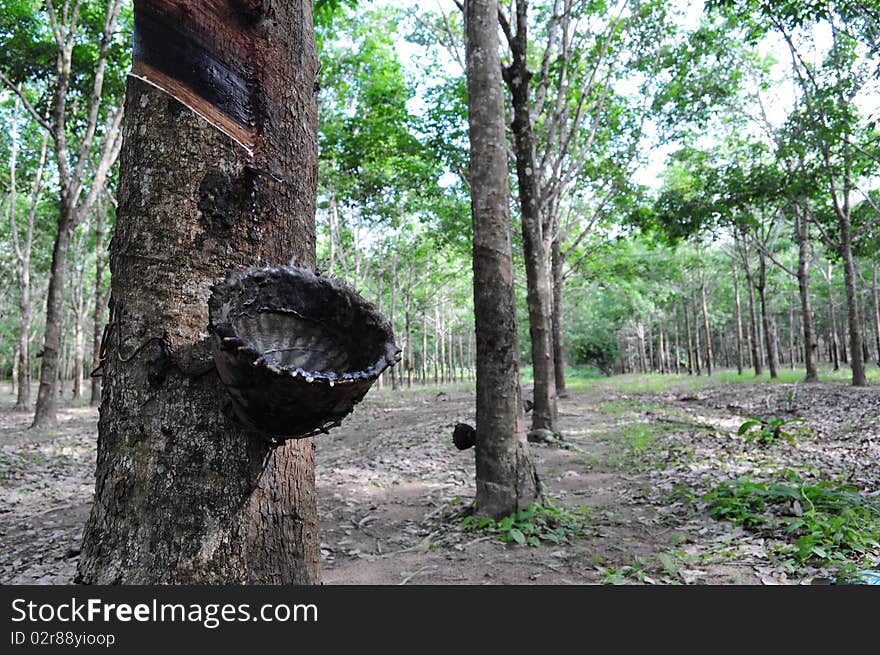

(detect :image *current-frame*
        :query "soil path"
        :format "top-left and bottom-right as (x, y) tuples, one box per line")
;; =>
(1, 375), (877, 585)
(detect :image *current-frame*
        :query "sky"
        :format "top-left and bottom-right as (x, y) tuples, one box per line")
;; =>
(366, 0), (875, 192)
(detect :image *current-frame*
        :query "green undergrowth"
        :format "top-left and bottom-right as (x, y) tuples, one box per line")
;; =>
(432, 496), (591, 548)
(705, 471), (880, 575)
(737, 415), (812, 446)
(583, 416), (704, 471)
(565, 366), (880, 396)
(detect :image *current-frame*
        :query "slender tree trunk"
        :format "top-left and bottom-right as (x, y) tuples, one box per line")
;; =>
(700, 269), (713, 376)
(328, 195), (337, 276)
(683, 300), (694, 375)
(421, 308), (428, 384)
(827, 262), (840, 370)
(740, 245), (763, 376)
(465, 0), (539, 518)
(32, 208), (74, 427)
(836, 187), (866, 386)
(551, 237), (566, 395)
(757, 250), (778, 379)
(872, 261), (880, 365)
(636, 323), (647, 373)
(795, 210), (819, 382)
(71, 230), (88, 402)
(433, 301), (439, 384)
(732, 261), (744, 375)
(673, 308), (681, 374)
(690, 283), (702, 375)
(91, 201), (107, 405)
(504, 0), (556, 433)
(78, 0), (320, 583)
(440, 309), (447, 384)
(389, 251), (399, 391)
(658, 330), (666, 374)
(788, 299), (796, 370)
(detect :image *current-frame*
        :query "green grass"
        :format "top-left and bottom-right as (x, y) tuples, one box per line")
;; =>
(431, 496), (592, 548)
(549, 364), (880, 396)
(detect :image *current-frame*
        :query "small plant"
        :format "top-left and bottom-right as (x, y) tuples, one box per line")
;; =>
(736, 415), (810, 446)
(601, 560), (649, 584)
(458, 497), (590, 547)
(705, 472), (880, 573)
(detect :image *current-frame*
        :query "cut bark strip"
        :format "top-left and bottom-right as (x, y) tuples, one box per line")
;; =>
(132, 0), (261, 149)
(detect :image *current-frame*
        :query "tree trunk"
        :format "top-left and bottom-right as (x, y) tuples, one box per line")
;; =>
(71, 230), (88, 402)
(690, 283), (702, 375)
(77, 0), (320, 584)
(872, 261), (880, 365)
(389, 251), (399, 391)
(740, 244), (763, 376)
(32, 207), (74, 427)
(834, 164), (866, 386)
(683, 299), (694, 375)
(91, 200), (107, 405)
(827, 262), (840, 370)
(504, 0), (556, 433)
(465, 0), (540, 518)
(732, 261), (744, 375)
(757, 250), (778, 379)
(440, 308), (447, 383)
(421, 307), (428, 384)
(700, 269), (713, 376)
(636, 322), (647, 373)
(551, 236), (566, 396)
(795, 209), (818, 382)
(673, 308), (681, 374)
(433, 301), (439, 384)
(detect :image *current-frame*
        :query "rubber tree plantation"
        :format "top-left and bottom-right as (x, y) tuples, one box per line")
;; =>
(0, 0), (878, 586)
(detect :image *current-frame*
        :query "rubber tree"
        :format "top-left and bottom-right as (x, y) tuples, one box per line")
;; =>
(464, 0), (541, 519)
(499, 0), (557, 434)
(77, 0), (321, 584)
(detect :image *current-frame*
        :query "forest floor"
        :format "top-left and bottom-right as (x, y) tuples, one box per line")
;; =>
(1, 369), (879, 585)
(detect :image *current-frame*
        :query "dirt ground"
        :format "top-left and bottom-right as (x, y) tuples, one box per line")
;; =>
(1, 373), (878, 585)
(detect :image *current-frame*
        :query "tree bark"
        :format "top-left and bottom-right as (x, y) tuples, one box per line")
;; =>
(91, 199), (107, 405)
(673, 308), (681, 374)
(732, 261), (744, 375)
(700, 269), (713, 376)
(757, 250), (778, 379)
(738, 237), (763, 376)
(872, 260), (880, 365)
(77, 0), (320, 584)
(32, 208), (74, 425)
(504, 0), (557, 433)
(465, 0), (540, 518)
(683, 299), (694, 375)
(551, 236), (566, 395)
(826, 262), (840, 370)
(690, 283), (702, 375)
(840, 220), (866, 384)
(795, 209), (818, 382)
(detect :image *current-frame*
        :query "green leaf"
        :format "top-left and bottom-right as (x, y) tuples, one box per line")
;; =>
(508, 528), (526, 545)
(737, 420), (761, 435)
(811, 546), (829, 559)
